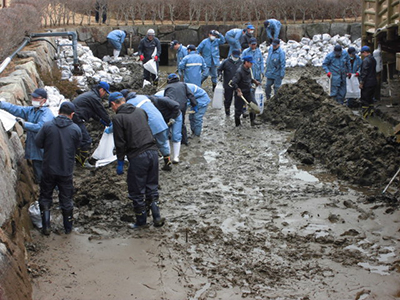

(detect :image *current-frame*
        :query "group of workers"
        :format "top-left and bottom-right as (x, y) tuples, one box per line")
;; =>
(322, 44), (377, 117)
(0, 17), (379, 236)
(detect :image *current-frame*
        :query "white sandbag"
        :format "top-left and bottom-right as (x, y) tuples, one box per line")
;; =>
(0, 108), (17, 131)
(322, 34), (331, 41)
(255, 86), (265, 115)
(143, 59), (158, 77)
(345, 75), (361, 99)
(212, 82), (224, 109)
(29, 201), (42, 229)
(92, 131), (115, 161)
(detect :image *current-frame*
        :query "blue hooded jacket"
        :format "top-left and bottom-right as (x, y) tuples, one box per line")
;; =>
(126, 93), (168, 135)
(265, 46), (286, 79)
(265, 19), (281, 40)
(197, 33), (226, 67)
(349, 54), (362, 73)
(186, 83), (211, 108)
(242, 47), (264, 81)
(323, 50), (351, 87)
(0, 101), (54, 160)
(107, 30), (126, 50)
(178, 51), (206, 87)
(225, 29), (243, 50)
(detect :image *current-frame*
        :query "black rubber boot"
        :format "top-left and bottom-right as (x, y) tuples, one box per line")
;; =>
(150, 201), (165, 227)
(41, 209), (51, 236)
(212, 83), (216, 92)
(225, 108), (230, 116)
(129, 211), (148, 229)
(161, 156), (172, 171)
(235, 117), (241, 127)
(62, 209), (73, 234)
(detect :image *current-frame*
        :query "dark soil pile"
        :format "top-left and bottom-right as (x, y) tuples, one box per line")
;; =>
(262, 76), (400, 186)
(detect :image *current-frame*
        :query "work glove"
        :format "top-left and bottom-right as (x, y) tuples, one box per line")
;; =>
(326, 72), (332, 78)
(167, 118), (176, 126)
(15, 117), (25, 127)
(347, 73), (352, 79)
(116, 160), (124, 175)
(192, 105), (198, 113)
(104, 125), (113, 134)
(100, 119), (109, 127)
(154, 55), (158, 61)
(355, 72), (360, 77)
(140, 55), (144, 61)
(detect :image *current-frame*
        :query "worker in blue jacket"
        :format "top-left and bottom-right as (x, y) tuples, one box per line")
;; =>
(186, 83), (211, 138)
(178, 44), (206, 87)
(107, 29), (127, 59)
(323, 44), (351, 105)
(197, 30), (226, 91)
(0, 88), (54, 183)
(122, 90), (172, 171)
(225, 28), (244, 57)
(242, 38), (264, 82)
(170, 40), (188, 78)
(346, 47), (362, 108)
(264, 19), (281, 44)
(265, 39), (286, 100)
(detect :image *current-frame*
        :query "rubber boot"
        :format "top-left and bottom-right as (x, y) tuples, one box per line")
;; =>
(225, 108), (230, 116)
(235, 117), (241, 127)
(212, 83), (216, 92)
(62, 209), (73, 234)
(150, 200), (165, 227)
(41, 209), (51, 236)
(113, 49), (120, 59)
(129, 211), (148, 229)
(161, 156), (172, 171)
(172, 142), (181, 164)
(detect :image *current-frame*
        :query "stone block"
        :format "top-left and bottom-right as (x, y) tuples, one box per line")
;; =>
(15, 61), (41, 88)
(176, 24), (189, 30)
(349, 23), (361, 41)
(330, 23), (349, 37)
(175, 29), (199, 46)
(306, 23), (331, 38)
(286, 24), (306, 42)
(159, 25), (174, 34)
(76, 27), (93, 42)
(217, 25), (236, 35)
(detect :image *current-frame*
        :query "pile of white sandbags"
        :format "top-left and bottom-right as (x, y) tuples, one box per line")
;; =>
(260, 34), (362, 68)
(56, 39), (137, 91)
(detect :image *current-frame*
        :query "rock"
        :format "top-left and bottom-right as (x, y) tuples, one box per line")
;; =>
(349, 23), (362, 41)
(330, 23), (349, 38)
(76, 27), (94, 42)
(175, 29), (199, 46)
(286, 24), (306, 42)
(158, 25), (174, 34)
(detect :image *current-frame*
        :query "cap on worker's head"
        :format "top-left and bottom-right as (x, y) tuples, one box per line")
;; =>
(209, 30), (218, 36)
(272, 38), (280, 46)
(59, 101), (75, 113)
(361, 45), (371, 53)
(98, 81), (110, 94)
(247, 24), (255, 30)
(170, 40), (179, 48)
(242, 55), (255, 64)
(232, 49), (241, 58)
(264, 20), (270, 27)
(250, 37), (257, 45)
(31, 88), (47, 99)
(334, 45), (342, 53)
(120, 89), (130, 98)
(168, 73), (178, 80)
(147, 29), (155, 36)
(108, 92), (124, 105)
(347, 47), (356, 55)
(187, 44), (196, 51)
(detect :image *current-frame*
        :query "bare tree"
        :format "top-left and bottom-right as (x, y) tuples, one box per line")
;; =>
(127, 0), (136, 25)
(136, 0), (147, 25)
(347, 0), (361, 22)
(156, 0), (165, 24)
(166, 0), (178, 24)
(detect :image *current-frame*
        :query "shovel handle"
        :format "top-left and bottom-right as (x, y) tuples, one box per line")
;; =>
(240, 95), (249, 105)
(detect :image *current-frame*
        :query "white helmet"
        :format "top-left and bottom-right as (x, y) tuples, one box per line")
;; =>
(147, 29), (155, 36)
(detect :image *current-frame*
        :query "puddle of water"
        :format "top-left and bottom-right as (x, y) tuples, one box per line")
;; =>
(366, 116), (394, 137)
(357, 262), (390, 275)
(344, 244), (369, 255)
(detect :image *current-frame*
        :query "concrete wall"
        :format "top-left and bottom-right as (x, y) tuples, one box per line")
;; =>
(57, 22), (361, 63)
(0, 39), (56, 300)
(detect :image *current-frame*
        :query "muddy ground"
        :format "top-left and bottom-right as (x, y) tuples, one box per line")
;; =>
(29, 66), (400, 300)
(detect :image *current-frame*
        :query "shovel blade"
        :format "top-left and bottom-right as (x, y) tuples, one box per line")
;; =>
(249, 102), (261, 114)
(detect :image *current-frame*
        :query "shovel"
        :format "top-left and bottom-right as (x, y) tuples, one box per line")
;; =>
(240, 95), (261, 114)
(382, 166), (400, 194)
(127, 33), (134, 56)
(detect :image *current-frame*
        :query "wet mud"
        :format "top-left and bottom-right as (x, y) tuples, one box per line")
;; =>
(30, 67), (400, 300)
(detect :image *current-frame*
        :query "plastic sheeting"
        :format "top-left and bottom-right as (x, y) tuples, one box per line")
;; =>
(0, 109), (17, 131)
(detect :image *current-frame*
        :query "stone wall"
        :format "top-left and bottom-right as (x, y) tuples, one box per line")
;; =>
(55, 22), (361, 62)
(0, 39), (57, 300)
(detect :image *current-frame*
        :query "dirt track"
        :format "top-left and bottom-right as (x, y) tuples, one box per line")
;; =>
(29, 67), (400, 300)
